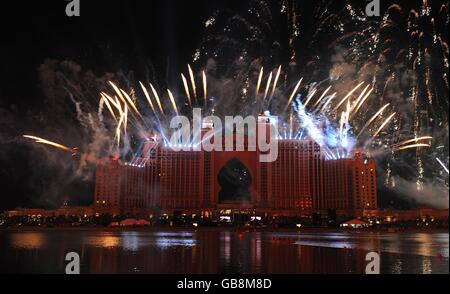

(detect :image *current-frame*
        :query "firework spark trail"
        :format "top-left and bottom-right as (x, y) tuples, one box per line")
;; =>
(394, 136), (433, 147)
(115, 112), (125, 147)
(356, 103), (390, 138)
(120, 89), (142, 118)
(352, 87), (373, 117)
(319, 92), (337, 113)
(102, 65), (438, 164)
(101, 94), (117, 121)
(181, 74), (192, 107)
(107, 82), (145, 132)
(23, 135), (78, 155)
(350, 84), (370, 113)
(167, 89), (179, 115)
(334, 82), (364, 111)
(303, 88), (317, 108)
(109, 81), (126, 105)
(124, 104), (129, 131)
(256, 67), (264, 99)
(263, 71), (273, 101)
(149, 83), (164, 115)
(436, 157), (449, 174)
(311, 85), (332, 110)
(139, 82), (156, 113)
(202, 71), (207, 108)
(270, 65), (282, 99)
(137, 82), (168, 144)
(114, 97), (125, 117)
(188, 64), (197, 99)
(284, 78), (303, 111)
(372, 112), (396, 139)
(102, 93), (120, 110)
(106, 86), (147, 134)
(395, 143), (431, 151)
(381, 76), (393, 99)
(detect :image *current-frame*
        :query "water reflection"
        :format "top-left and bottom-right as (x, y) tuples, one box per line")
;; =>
(390, 258), (403, 274)
(422, 257), (432, 274)
(85, 233), (120, 248)
(155, 238), (196, 248)
(8, 232), (46, 249)
(83, 231), (197, 251)
(220, 231), (231, 269)
(0, 230), (447, 274)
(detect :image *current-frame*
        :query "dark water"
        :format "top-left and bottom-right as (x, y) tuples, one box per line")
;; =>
(0, 229), (448, 274)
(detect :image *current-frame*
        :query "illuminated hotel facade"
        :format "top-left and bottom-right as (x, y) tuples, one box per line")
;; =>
(94, 116), (377, 218)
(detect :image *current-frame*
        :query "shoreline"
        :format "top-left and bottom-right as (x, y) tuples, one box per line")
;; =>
(0, 226), (448, 233)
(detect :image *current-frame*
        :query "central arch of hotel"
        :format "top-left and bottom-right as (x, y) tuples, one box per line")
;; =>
(217, 157), (253, 203)
(213, 149), (259, 207)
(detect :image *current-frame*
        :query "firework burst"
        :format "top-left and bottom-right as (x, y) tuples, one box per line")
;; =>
(22, 0), (448, 201)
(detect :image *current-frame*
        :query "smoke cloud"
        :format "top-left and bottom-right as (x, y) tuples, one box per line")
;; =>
(390, 176), (449, 209)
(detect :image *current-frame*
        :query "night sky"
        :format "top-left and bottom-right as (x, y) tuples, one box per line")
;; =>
(0, 0), (446, 211)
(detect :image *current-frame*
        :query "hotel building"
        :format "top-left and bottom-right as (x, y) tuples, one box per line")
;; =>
(94, 116), (377, 218)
